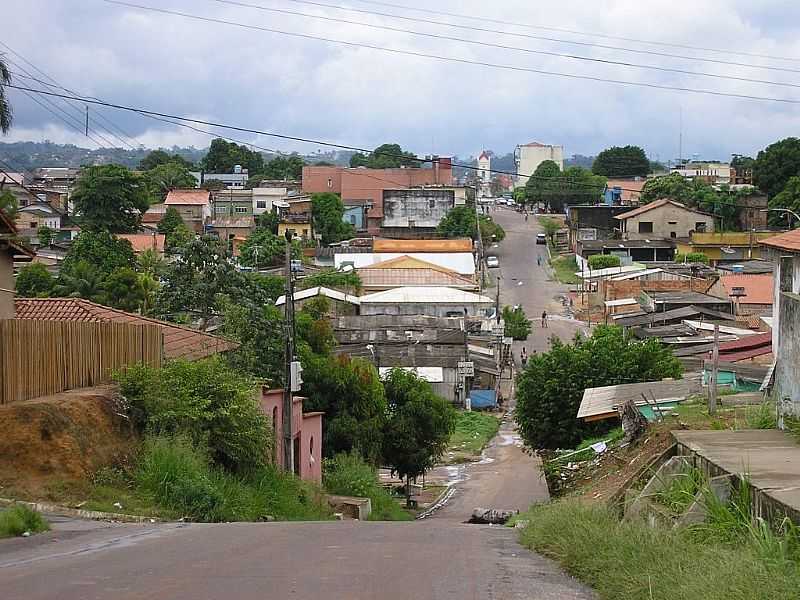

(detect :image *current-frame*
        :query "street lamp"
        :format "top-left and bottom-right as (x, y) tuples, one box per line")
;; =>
(760, 208), (800, 228)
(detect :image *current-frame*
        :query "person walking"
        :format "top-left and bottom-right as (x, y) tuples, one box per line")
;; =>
(537, 255), (541, 266)
(521, 347), (528, 368)
(541, 310), (548, 328)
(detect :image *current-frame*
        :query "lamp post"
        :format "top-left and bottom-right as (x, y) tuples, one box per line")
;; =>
(760, 208), (800, 228)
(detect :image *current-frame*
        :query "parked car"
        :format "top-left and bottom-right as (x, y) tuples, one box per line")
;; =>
(536, 233), (547, 245)
(486, 256), (500, 268)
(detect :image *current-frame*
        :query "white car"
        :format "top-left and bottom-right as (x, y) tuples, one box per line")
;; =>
(486, 256), (500, 268)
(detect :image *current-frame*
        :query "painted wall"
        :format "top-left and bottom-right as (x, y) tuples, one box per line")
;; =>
(360, 302), (491, 317)
(621, 204), (715, 241)
(515, 144), (564, 187)
(343, 205), (366, 230)
(382, 189), (455, 228)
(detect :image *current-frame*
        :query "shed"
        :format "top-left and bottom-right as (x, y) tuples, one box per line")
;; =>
(577, 376), (702, 422)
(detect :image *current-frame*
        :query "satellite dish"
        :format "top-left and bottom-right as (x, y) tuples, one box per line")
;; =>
(721, 246), (735, 254)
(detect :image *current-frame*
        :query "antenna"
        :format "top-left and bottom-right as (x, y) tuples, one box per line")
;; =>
(678, 106), (683, 164)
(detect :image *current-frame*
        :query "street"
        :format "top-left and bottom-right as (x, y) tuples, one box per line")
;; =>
(0, 212), (592, 600)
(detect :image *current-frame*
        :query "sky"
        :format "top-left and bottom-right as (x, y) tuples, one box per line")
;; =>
(4, 0), (800, 162)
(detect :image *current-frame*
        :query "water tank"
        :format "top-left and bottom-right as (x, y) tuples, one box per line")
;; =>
(233, 164), (242, 174)
(731, 264), (744, 274)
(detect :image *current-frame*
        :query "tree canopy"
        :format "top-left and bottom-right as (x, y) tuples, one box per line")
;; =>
(312, 192), (355, 244)
(769, 175), (800, 227)
(524, 163), (606, 211)
(238, 228), (288, 269)
(71, 164), (150, 233)
(437, 205), (476, 238)
(138, 149), (194, 171)
(349, 143), (418, 169)
(0, 190), (18, 220)
(592, 145), (649, 177)
(61, 230), (136, 277)
(143, 162), (196, 203)
(753, 137), (800, 198)
(515, 326), (683, 450)
(202, 138), (265, 174)
(588, 254), (621, 270)
(15, 263), (54, 298)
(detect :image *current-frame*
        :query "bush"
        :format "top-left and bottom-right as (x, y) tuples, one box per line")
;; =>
(116, 358), (271, 473)
(0, 505), (50, 538)
(15, 263), (54, 297)
(502, 305), (532, 340)
(587, 254), (621, 270)
(675, 252), (710, 264)
(324, 453), (412, 521)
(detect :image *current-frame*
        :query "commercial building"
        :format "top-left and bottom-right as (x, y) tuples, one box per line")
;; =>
(670, 161), (732, 185)
(514, 141), (563, 187)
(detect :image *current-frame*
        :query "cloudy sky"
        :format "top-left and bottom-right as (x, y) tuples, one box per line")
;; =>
(4, 0), (800, 161)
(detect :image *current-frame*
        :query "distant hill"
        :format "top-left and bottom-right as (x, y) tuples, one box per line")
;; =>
(565, 154), (595, 169)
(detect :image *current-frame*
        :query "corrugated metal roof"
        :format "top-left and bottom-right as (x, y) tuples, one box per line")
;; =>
(165, 189), (211, 206)
(578, 376), (702, 420)
(359, 286), (493, 304)
(275, 286), (361, 306)
(358, 267), (476, 289)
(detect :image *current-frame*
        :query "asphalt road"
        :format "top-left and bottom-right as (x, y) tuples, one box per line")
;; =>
(0, 215), (594, 600)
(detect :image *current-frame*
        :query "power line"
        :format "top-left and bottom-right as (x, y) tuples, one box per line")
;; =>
(343, 0), (800, 64)
(211, 0), (800, 75)
(102, 1), (800, 105)
(209, 0), (800, 90)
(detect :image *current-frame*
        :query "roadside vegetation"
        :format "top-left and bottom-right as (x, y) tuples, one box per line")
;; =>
(502, 305), (531, 340)
(446, 411), (501, 462)
(550, 255), (579, 284)
(0, 505), (49, 538)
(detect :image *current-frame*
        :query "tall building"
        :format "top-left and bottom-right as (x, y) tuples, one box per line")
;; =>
(514, 142), (564, 188)
(477, 150), (491, 183)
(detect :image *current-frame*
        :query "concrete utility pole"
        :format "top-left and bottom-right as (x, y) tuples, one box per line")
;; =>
(708, 324), (720, 415)
(283, 231), (295, 474)
(495, 276), (501, 324)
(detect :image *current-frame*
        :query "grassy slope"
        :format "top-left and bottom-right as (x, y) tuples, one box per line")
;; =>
(446, 411), (501, 463)
(550, 256), (579, 284)
(518, 501), (800, 600)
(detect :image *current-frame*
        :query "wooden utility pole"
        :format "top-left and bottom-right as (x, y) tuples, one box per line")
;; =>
(708, 324), (720, 415)
(283, 232), (295, 474)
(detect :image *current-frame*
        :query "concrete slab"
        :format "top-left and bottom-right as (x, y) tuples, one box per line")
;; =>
(673, 429), (800, 521)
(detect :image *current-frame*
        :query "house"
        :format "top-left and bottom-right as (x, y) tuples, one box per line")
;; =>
(380, 188), (459, 235)
(675, 231), (779, 263)
(277, 198), (313, 240)
(615, 199), (715, 241)
(190, 167), (248, 188)
(29, 167), (81, 190)
(342, 199), (369, 232)
(117, 233), (166, 256)
(212, 189), (253, 219)
(759, 229), (800, 418)
(670, 161), (732, 185)
(1, 210), (34, 318)
(259, 388), (322, 483)
(358, 286), (493, 317)
(14, 298), (237, 360)
(565, 205), (632, 249)
(577, 238), (675, 264)
(15, 202), (63, 241)
(335, 252), (476, 277)
(302, 160), (453, 234)
(253, 186), (296, 215)
(164, 189), (212, 233)
(142, 203), (168, 226)
(603, 179), (646, 204)
(372, 238), (472, 253)
(514, 142), (563, 187)
(708, 274), (774, 315)
(210, 216), (255, 246)
(358, 255), (478, 292)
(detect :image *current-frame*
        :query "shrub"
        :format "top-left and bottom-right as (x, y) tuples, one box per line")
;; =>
(502, 305), (532, 340)
(675, 252), (710, 264)
(0, 505), (50, 538)
(587, 254), (621, 270)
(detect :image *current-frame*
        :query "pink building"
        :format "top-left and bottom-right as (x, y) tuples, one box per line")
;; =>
(259, 388), (323, 483)
(302, 160), (453, 234)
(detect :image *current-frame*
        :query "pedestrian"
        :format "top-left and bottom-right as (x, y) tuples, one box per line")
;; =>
(541, 310), (548, 328)
(537, 255), (541, 266)
(525, 213), (528, 222)
(521, 347), (528, 368)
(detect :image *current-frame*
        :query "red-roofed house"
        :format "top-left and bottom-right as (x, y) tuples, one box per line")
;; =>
(164, 189), (211, 233)
(117, 233), (166, 256)
(15, 298), (236, 360)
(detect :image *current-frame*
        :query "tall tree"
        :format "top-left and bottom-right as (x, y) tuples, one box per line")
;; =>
(202, 138), (264, 174)
(753, 137), (800, 198)
(0, 55), (12, 133)
(592, 145), (649, 177)
(61, 230), (136, 278)
(15, 263), (54, 297)
(72, 164), (150, 233)
(312, 192), (355, 244)
(437, 205), (477, 238)
(639, 173), (694, 204)
(348, 144), (418, 169)
(138, 149), (194, 171)
(143, 162), (196, 203)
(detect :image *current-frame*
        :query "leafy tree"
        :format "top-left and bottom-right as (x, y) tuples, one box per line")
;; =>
(381, 368), (456, 498)
(15, 263), (54, 297)
(298, 269), (361, 293)
(238, 228), (287, 269)
(72, 164), (150, 233)
(53, 260), (107, 303)
(768, 175), (800, 226)
(300, 354), (387, 463)
(103, 267), (146, 312)
(539, 216), (561, 242)
(588, 254), (621, 270)
(349, 144), (418, 169)
(639, 173), (693, 204)
(246, 272), (285, 302)
(61, 230), (136, 278)
(202, 138), (264, 174)
(220, 298), (285, 385)
(138, 272), (159, 315)
(502, 306), (531, 340)
(592, 145), (649, 177)
(525, 162), (605, 211)
(36, 224), (54, 246)
(255, 210), (279, 234)
(731, 155), (755, 171)
(137, 248), (165, 277)
(437, 205), (476, 238)
(259, 155), (304, 181)
(674, 252), (710, 264)
(296, 309), (336, 356)
(0, 56), (12, 133)
(138, 149), (194, 171)
(753, 137), (800, 198)
(167, 222), (193, 251)
(0, 189), (18, 219)
(157, 205), (184, 235)
(479, 215), (505, 242)
(312, 192), (355, 244)
(143, 162), (196, 203)
(515, 326), (683, 450)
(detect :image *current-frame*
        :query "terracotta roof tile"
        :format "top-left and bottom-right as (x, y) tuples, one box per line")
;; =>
(759, 228), (800, 253)
(359, 267), (476, 289)
(720, 274), (774, 305)
(117, 234), (166, 253)
(165, 189), (211, 206)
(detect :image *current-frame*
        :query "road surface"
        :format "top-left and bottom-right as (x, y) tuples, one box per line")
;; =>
(0, 212), (593, 600)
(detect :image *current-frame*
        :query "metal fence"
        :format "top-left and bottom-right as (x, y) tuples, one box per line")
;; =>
(0, 320), (163, 405)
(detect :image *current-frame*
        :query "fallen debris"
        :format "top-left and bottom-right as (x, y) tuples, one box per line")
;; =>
(469, 507), (519, 524)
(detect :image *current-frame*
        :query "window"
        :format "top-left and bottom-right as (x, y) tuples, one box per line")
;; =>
(30, 222), (36, 229)
(327, 178), (332, 189)
(638, 221), (653, 234)
(234, 206), (248, 213)
(670, 231), (677, 239)
(695, 222), (707, 232)
(668, 221), (677, 225)
(256, 200), (267, 209)
(349, 215), (357, 225)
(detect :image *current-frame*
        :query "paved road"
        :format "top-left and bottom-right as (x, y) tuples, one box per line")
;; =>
(0, 215), (594, 600)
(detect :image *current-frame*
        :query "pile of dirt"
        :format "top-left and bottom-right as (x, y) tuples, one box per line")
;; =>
(0, 385), (136, 494)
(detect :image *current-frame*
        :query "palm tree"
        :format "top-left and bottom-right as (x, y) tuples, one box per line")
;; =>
(0, 55), (12, 133)
(54, 261), (106, 304)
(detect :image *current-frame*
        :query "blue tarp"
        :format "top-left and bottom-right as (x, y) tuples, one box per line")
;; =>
(470, 389), (497, 409)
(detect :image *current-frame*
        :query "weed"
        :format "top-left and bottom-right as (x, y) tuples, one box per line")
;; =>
(654, 467), (705, 514)
(743, 402), (778, 430)
(448, 411), (500, 457)
(550, 256), (579, 284)
(0, 505), (50, 538)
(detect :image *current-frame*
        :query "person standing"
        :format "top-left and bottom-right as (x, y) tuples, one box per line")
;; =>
(521, 347), (528, 368)
(541, 310), (548, 328)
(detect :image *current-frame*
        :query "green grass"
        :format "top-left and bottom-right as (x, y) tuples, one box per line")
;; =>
(550, 256), (579, 284)
(518, 500), (800, 600)
(653, 467), (705, 515)
(0, 505), (50, 538)
(448, 411), (501, 458)
(323, 453), (413, 521)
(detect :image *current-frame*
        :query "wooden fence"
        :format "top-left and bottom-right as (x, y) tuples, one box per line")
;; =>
(0, 320), (163, 405)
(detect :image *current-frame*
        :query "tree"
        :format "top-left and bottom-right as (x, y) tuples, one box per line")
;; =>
(202, 138), (264, 174)
(769, 175), (800, 226)
(588, 254), (621, 270)
(300, 354), (387, 463)
(138, 272), (159, 315)
(515, 326), (683, 450)
(238, 228), (287, 269)
(72, 164), (150, 233)
(15, 263), (54, 297)
(381, 368), (456, 501)
(53, 260), (107, 303)
(0, 56), (12, 133)
(592, 145), (649, 177)
(539, 216), (561, 242)
(639, 173), (694, 204)
(298, 269), (361, 294)
(525, 163), (604, 211)
(138, 150), (194, 171)
(143, 162), (196, 203)
(103, 267), (146, 312)
(674, 252), (709, 264)
(220, 298), (285, 385)
(437, 205), (476, 238)
(137, 248), (165, 277)
(61, 230), (136, 278)
(312, 192), (355, 245)
(478, 215), (505, 242)
(37, 224), (54, 246)
(259, 155), (304, 181)
(731, 155), (755, 171)
(255, 210), (279, 234)
(502, 306), (531, 340)
(349, 144), (418, 169)
(157, 205), (184, 235)
(0, 189), (18, 219)
(753, 137), (800, 198)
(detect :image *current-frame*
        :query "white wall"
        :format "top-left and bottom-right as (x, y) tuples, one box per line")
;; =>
(515, 145), (564, 187)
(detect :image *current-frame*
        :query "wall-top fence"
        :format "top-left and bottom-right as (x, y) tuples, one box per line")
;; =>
(0, 320), (163, 405)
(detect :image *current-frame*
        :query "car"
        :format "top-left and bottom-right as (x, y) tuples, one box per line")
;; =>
(486, 256), (500, 268)
(536, 233), (547, 245)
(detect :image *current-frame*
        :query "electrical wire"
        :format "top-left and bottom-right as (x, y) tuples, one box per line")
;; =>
(208, 0), (800, 89)
(101, 1), (800, 106)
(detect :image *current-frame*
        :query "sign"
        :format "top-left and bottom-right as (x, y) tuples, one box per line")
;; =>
(457, 361), (475, 377)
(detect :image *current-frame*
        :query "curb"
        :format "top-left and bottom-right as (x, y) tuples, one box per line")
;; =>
(0, 498), (161, 524)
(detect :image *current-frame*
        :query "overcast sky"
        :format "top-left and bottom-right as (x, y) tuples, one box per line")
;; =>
(4, 0), (800, 161)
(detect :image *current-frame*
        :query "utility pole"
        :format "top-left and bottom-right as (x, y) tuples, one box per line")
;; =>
(283, 231), (295, 474)
(85, 105), (89, 137)
(495, 276), (501, 323)
(708, 324), (719, 415)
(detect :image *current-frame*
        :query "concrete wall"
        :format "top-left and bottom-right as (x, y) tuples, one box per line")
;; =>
(602, 278), (698, 303)
(343, 205), (366, 230)
(621, 204), (715, 241)
(360, 302), (491, 318)
(0, 251), (14, 319)
(515, 144), (563, 187)
(382, 189), (455, 228)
